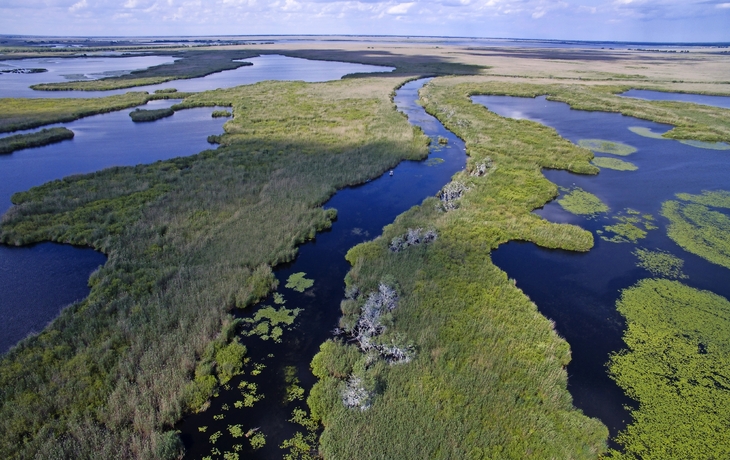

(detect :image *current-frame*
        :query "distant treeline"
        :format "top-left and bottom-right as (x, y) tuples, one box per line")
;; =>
(0, 127), (74, 154)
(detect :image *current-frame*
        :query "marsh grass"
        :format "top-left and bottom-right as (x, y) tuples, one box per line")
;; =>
(0, 93), (152, 133)
(607, 279), (730, 459)
(308, 77), (609, 459)
(578, 139), (637, 156)
(0, 127), (74, 154)
(129, 107), (175, 122)
(0, 77), (428, 459)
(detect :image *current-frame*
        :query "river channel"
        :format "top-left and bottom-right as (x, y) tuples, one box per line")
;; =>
(472, 94), (730, 440)
(176, 78), (467, 459)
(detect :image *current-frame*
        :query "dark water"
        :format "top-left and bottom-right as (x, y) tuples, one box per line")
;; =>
(0, 54), (393, 99)
(472, 94), (730, 440)
(177, 78), (467, 459)
(620, 89), (730, 109)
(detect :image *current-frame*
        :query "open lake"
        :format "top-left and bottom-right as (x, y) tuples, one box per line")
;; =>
(472, 94), (730, 439)
(0, 54), (393, 99)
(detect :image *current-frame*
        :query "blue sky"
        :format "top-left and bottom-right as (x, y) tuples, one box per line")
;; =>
(1, 0), (729, 42)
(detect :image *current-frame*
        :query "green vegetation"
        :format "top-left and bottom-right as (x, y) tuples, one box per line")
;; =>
(600, 209), (656, 244)
(212, 110), (233, 118)
(679, 139), (730, 150)
(578, 139), (637, 156)
(29, 50), (260, 91)
(0, 93), (152, 132)
(591, 157), (638, 171)
(607, 279), (730, 459)
(308, 78), (608, 459)
(633, 248), (687, 279)
(424, 157), (444, 166)
(241, 305), (301, 342)
(154, 88), (178, 94)
(129, 107), (175, 122)
(460, 78), (730, 144)
(628, 126), (668, 139)
(558, 187), (609, 216)
(662, 190), (730, 269)
(0, 77), (428, 458)
(285, 272), (315, 292)
(0, 127), (74, 154)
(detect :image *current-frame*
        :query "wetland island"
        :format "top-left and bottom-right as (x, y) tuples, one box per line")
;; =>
(0, 31), (729, 460)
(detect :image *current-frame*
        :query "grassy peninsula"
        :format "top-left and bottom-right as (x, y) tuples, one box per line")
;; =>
(29, 50), (260, 91)
(0, 77), (428, 458)
(0, 127), (74, 154)
(0, 93), (152, 132)
(308, 77), (608, 459)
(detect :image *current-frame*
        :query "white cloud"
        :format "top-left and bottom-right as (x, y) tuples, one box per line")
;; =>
(386, 2), (415, 14)
(68, 0), (88, 12)
(717, 2), (730, 8)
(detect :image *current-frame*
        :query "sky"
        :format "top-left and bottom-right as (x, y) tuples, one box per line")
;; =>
(1, 0), (729, 43)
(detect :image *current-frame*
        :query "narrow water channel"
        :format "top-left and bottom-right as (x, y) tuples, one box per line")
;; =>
(472, 94), (730, 441)
(177, 78), (467, 459)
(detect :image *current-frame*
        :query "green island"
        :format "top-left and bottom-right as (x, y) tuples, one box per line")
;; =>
(558, 187), (610, 216)
(591, 156), (638, 171)
(129, 107), (175, 122)
(662, 189), (730, 269)
(1, 39), (730, 460)
(0, 127), (74, 154)
(607, 279), (730, 459)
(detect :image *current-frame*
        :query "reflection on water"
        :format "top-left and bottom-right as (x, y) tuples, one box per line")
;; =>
(0, 55), (177, 98)
(474, 94), (730, 440)
(0, 54), (394, 99)
(620, 89), (730, 109)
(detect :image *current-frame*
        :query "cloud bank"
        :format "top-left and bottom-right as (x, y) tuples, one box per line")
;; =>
(1, 0), (728, 42)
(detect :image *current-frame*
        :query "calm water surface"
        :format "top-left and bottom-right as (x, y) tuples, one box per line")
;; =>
(0, 55), (177, 98)
(0, 54), (393, 99)
(620, 89), (730, 109)
(177, 78), (467, 459)
(473, 94), (730, 440)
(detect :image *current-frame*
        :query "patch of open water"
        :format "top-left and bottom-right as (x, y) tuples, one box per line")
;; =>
(619, 89), (730, 109)
(0, 54), (393, 99)
(472, 94), (730, 441)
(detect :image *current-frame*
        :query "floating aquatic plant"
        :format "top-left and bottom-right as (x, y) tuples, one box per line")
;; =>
(242, 305), (301, 342)
(679, 139), (730, 150)
(285, 272), (314, 292)
(578, 138), (637, 156)
(601, 209), (656, 243)
(557, 187), (609, 216)
(633, 248), (687, 279)
(591, 157), (638, 171)
(662, 190), (730, 269)
(608, 279), (730, 459)
(628, 126), (668, 139)
(425, 157), (445, 166)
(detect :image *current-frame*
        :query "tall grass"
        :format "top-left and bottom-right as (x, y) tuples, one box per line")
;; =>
(0, 127), (74, 154)
(0, 77), (427, 459)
